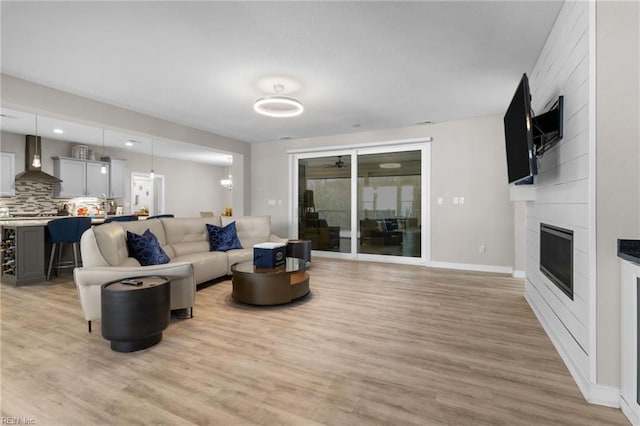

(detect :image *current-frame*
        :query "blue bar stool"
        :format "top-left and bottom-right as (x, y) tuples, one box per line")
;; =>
(104, 215), (139, 223)
(46, 217), (92, 280)
(146, 214), (174, 220)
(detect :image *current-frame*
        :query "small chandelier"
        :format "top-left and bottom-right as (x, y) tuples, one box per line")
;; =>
(254, 84), (303, 118)
(100, 128), (107, 174)
(149, 138), (155, 179)
(32, 115), (41, 168)
(220, 175), (233, 190)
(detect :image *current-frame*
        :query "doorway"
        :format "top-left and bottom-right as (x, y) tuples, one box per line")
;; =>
(292, 142), (430, 265)
(131, 172), (165, 216)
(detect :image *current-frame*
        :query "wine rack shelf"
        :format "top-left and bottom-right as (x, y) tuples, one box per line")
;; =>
(0, 225), (46, 286)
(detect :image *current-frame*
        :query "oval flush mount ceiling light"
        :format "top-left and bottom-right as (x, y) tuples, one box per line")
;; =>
(379, 163), (401, 169)
(254, 84), (303, 118)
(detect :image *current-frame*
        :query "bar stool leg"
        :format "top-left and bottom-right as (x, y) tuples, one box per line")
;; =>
(72, 242), (79, 268)
(47, 243), (57, 281)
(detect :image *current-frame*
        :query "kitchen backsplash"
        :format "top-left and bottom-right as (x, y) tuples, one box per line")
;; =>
(0, 181), (70, 215)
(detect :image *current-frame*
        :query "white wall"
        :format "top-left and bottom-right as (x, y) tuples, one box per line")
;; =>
(525, 0), (640, 401)
(105, 145), (231, 217)
(0, 74), (252, 214)
(524, 0), (594, 392)
(253, 114), (515, 270)
(595, 0), (640, 387)
(513, 201), (526, 274)
(0, 130), (230, 217)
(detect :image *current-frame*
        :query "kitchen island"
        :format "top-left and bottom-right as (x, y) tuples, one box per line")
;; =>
(1, 222), (46, 285)
(0, 216), (113, 286)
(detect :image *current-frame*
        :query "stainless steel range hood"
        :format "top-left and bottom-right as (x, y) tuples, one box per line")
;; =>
(14, 135), (62, 183)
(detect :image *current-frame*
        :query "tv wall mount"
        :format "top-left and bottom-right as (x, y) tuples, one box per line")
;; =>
(532, 95), (564, 157)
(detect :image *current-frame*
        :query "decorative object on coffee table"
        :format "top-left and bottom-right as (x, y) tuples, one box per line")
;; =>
(231, 258), (309, 305)
(286, 239), (311, 266)
(101, 276), (170, 352)
(253, 242), (286, 268)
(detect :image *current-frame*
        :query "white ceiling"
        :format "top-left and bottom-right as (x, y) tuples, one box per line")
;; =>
(1, 1), (563, 145)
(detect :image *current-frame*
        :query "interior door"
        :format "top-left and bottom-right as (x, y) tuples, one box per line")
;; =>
(131, 173), (165, 216)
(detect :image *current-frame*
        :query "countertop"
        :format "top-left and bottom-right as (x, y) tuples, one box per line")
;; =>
(0, 216), (111, 227)
(617, 239), (640, 265)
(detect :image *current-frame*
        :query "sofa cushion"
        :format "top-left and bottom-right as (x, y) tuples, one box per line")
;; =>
(222, 216), (271, 248)
(92, 224), (129, 266)
(171, 241), (211, 257)
(126, 229), (171, 266)
(172, 251), (228, 284)
(206, 222), (242, 252)
(162, 217), (221, 244)
(225, 248), (253, 273)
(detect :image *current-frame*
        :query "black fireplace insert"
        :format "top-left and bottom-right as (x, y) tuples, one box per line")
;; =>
(540, 223), (573, 300)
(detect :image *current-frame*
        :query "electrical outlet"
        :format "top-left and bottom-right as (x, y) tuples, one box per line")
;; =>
(459, 197), (464, 204)
(479, 244), (486, 253)
(453, 197), (459, 204)
(437, 197), (443, 205)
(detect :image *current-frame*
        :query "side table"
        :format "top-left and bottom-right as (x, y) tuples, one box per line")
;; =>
(287, 239), (312, 266)
(101, 276), (170, 352)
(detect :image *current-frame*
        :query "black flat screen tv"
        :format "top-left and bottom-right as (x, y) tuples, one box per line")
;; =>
(504, 73), (537, 184)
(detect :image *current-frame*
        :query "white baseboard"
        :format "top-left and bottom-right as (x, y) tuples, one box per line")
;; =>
(621, 397), (640, 426)
(512, 270), (526, 279)
(525, 286), (622, 410)
(430, 261), (513, 275)
(589, 384), (622, 408)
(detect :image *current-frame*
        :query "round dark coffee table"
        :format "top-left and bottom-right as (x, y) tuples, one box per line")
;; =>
(231, 258), (309, 305)
(101, 276), (170, 352)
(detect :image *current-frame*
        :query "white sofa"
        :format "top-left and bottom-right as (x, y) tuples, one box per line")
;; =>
(74, 216), (287, 331)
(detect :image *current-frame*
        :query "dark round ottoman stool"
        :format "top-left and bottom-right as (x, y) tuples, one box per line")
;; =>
(286, 239), (312, 267)
(101, 276), (170, 352)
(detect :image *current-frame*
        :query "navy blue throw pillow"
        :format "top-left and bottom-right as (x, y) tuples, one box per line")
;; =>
(126, 229), (170, 266)
(206, 222), (243, 252)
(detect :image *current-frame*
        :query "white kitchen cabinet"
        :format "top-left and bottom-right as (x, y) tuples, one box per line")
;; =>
(109, 158), (126, 198)
(86, 161), (110, 197)
(0, 152), (16, 197)
(53, 157), (86, 197)
(53, 157), (123, 198)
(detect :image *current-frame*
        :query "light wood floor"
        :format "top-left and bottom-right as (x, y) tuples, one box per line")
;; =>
(0, 259), (629, 425)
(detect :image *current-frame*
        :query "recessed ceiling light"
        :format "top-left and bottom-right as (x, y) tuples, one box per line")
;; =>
(380, 163), (401, 169)
(125, 141), (134, 146)
(53, 128), (64, 134)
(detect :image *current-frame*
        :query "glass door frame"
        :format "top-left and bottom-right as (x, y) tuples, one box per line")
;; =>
(290, 148), (354, 261)
(289, 139), (431, 266)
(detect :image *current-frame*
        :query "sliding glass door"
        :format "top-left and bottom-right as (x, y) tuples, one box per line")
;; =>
(297, 152), (352, 253)
(293, 142), (429, 265)
(357, 150), (421, 258)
